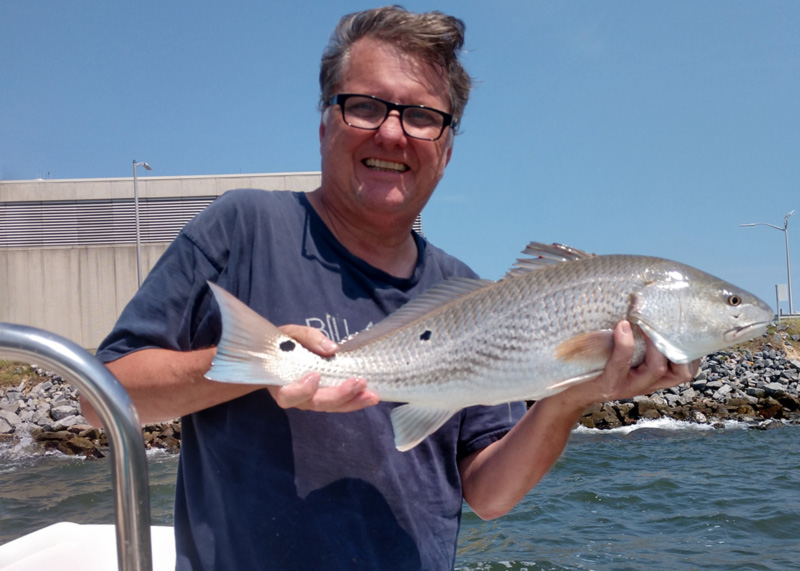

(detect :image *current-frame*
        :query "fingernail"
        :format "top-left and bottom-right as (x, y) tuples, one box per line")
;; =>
(319, 338), (338, 353)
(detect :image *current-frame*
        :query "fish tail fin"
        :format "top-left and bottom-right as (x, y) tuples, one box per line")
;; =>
(205, 282), (299, 385)
(390, 404), (458, 451)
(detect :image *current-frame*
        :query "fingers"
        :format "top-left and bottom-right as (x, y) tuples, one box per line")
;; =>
(625, 331), (697, 396)
(606, 320), (636, 376)
(689, 358), (701, 378)
(645, 357), (700, 394)
(559, 321), (698, 408)
(630, 333), (669, 382)
(280, 324), (338, 356)
(268, 374), (380, 413)
(270, 325), (378, 412)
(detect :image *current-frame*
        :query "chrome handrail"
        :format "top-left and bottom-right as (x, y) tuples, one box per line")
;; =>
(0, 322), (152, 571)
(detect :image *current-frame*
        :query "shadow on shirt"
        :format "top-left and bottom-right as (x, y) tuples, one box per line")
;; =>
(175, 390), (423, 570)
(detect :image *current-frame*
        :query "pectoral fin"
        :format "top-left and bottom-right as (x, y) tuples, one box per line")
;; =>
(390, 405), (458, 452)
(554, 330), (615, 362)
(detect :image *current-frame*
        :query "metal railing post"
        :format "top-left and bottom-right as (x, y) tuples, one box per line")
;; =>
(0, 323), (152, 571)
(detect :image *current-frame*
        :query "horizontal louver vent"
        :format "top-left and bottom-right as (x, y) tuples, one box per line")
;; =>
(0, 197), (217, 247)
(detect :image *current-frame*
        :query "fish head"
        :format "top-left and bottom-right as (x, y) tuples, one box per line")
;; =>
(627, 263), (774, 363)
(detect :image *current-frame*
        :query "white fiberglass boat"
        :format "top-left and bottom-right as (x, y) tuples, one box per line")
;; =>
(0, 523), (175, 571)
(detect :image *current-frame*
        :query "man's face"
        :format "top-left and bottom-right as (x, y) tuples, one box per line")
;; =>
(319, 37), (454, 221)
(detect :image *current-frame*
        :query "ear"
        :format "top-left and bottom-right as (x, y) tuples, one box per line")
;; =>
(444, 130), (454, 166)
(319, 107), (330, 144)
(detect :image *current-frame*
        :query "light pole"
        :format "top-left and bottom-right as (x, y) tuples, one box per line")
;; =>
(132, 160), (152, 287)
(741, 209), (794, 315)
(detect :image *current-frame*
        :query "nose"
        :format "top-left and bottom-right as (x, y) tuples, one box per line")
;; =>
(374, 111), (407, 147)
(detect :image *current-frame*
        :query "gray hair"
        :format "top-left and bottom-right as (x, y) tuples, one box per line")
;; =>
(319, 5), (472, 132)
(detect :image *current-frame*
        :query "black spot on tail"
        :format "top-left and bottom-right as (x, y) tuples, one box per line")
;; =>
(280, 340), (296, 352)
(419, 330), (432, 341)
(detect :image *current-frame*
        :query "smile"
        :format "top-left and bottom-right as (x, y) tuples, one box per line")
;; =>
(363, 158), (410, 173)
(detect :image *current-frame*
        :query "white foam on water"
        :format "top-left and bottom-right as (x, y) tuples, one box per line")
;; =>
(0, 432), (40, 468)
(572, 416), (754, 436)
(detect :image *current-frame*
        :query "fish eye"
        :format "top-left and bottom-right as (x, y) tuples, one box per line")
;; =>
(727, 295), (742, 307)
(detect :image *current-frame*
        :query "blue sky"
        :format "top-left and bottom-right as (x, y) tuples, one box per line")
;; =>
(2, 1), (798, 314)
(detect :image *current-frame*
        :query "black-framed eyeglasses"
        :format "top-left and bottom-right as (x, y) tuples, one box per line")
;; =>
(326, 93), (455, 141)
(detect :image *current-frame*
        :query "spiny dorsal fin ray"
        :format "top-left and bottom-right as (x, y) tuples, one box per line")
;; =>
(338, 277), (492, 352)
(504, 242), (596, 280)
(344, 242), (594, 350)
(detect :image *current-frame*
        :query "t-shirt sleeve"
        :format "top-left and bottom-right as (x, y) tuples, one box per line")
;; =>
(94, 234), (222, 362)
(457, 401), (527, 459)
(94, 192), (249, 362)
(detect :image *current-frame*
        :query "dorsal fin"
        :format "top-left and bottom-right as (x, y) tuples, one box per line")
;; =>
(503, 242), (595, 280)
(338, 277), (492, 352)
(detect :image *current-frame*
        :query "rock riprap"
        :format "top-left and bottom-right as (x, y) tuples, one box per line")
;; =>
(0, 365), (180, 457)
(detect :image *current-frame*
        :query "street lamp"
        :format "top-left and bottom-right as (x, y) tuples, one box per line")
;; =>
(132, 160), (152, 287)
(741, 209), (794, 315)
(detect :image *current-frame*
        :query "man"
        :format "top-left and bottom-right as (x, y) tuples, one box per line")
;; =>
(81, 7), (695, 570)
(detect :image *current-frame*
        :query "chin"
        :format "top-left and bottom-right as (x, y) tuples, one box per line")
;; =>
(357, 185), (411, 207)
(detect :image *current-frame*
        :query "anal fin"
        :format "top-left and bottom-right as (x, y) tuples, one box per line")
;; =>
(390, 405), (458, 452)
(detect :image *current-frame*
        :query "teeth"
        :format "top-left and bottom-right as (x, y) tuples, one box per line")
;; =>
(364, 158), (409, 173)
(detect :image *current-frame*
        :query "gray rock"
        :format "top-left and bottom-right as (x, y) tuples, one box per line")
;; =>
(31, 409), (52, 427)
(692, 411), (708, 423)
(712, 385), (733, 401)
(54, 415), (87, 428)
(50, 397), (71, 409)
(50, 405), (79, 421)
(665, 394), (682, 407)
(0, 402), (20, 414)
(32, 380), (53, 395)
(764, 382), (787, 397)
(0, 409), (22, 428)
(0, 417), (13, 434)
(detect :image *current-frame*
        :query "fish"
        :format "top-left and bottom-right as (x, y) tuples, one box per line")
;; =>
(205, 242), (774, 451)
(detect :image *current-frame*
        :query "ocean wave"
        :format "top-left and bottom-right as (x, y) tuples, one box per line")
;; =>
(572, 416), (761, 435)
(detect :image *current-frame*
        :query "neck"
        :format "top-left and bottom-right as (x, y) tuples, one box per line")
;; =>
(306, 188), (419, 279)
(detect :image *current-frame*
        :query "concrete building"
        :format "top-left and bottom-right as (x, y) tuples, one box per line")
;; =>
(1, 172), (321, 351)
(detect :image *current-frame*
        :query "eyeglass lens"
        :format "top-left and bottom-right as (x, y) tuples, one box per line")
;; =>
(341, 95), (446, 140)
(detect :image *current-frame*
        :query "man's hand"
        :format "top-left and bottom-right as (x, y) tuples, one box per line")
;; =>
(553, 320), (701, 411)
(266, 324), (379, 412)
(459, 320), (701, 520)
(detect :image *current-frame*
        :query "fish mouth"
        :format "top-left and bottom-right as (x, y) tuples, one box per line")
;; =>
(723, 321), (771, 343)
(363, 158), (409, 173)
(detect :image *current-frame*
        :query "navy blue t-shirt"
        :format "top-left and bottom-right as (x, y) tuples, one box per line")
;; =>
(96, 190), (525, 570)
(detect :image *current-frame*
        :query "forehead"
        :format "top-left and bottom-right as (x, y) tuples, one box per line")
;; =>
(338, 38), (450, 108)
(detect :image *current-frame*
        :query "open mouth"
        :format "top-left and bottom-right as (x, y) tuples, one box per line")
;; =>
(363, 158), (409, 173)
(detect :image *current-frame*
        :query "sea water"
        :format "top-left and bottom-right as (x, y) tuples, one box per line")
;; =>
(2, 421), (798, 570)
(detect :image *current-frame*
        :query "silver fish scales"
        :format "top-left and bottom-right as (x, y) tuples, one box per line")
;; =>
(206, 242), (774, 450)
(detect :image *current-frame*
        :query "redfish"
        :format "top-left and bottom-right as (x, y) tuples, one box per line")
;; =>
(206, 243), (774, 450)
